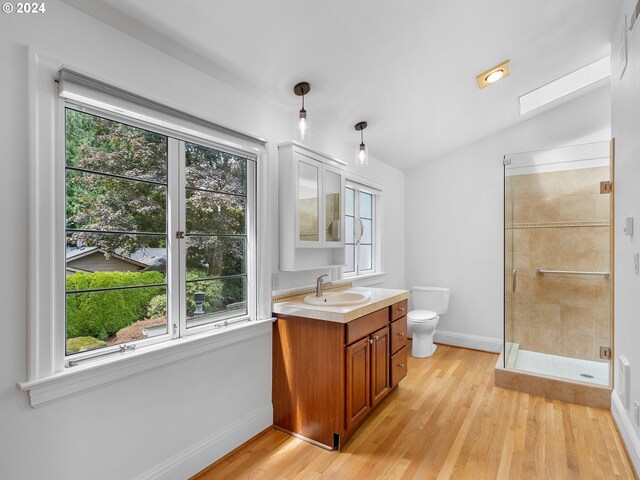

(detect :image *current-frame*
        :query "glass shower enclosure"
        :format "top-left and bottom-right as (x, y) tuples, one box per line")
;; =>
(504, 141), (612, 387)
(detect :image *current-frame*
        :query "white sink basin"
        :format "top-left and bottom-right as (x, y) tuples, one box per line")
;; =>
(303, 291), (370, 306)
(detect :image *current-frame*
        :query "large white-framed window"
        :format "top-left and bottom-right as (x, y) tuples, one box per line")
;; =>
(343, 179), (382, 278)
(62, 105), (257, 366)
(21, 54), (271, 406)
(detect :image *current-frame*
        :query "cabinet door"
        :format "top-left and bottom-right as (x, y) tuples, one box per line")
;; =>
(346, 336), (371, 430)
(295, 154), (322, 247)
(371, 326), (390, 406)
(323, 165), (344, 247)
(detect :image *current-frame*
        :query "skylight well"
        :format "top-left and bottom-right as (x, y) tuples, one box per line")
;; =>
(518, 56), (611, 115)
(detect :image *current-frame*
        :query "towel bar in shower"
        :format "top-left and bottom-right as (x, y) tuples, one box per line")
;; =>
(536, 269), (610, 277)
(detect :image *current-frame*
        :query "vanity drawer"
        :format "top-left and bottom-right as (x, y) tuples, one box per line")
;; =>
(391, 300), (408, 321)
(390, 316), (407, 354)
(346, 308), (389, 345)
(390, 346), (407, 388)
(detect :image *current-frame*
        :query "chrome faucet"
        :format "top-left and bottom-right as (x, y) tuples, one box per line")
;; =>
(316, 274), (332, 297)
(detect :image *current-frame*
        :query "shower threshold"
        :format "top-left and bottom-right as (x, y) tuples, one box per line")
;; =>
(495, 348), (611, 408)
(505, 343), (609, 387)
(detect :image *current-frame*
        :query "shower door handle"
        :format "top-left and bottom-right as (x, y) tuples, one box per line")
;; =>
(512, 269), (517, 293)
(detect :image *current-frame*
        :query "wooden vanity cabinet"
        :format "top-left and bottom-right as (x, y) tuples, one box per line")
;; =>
(273, 300), (407, 450)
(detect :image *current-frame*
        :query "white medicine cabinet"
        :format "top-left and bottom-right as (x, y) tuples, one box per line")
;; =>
(278, 142), (346, 271)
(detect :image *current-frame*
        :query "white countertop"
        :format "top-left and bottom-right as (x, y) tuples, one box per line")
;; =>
(272, 287), (411, 323)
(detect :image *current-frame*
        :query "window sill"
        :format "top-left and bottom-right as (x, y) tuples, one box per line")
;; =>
(345, 271), (386, 286)
(18, 317), (274, 408)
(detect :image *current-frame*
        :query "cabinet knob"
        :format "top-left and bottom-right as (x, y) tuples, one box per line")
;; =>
(398, 332), (404, 337)
(398, 363), (404, 368)
(374, 335), (379, 341)
(400, 307), (405, 312)
(369, 338), (373, 344)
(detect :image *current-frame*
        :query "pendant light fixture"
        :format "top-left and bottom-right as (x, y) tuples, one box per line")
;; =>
(354, 121), (368, 166)
(293, 82), (311, 140)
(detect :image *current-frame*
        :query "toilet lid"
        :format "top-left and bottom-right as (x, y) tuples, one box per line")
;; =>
(408, 310), (438, 322)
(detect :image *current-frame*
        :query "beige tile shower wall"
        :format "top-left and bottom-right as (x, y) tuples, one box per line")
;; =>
(507, 167), (611, 362)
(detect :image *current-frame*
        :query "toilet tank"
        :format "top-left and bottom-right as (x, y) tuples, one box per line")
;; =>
(411, 286), (450, 314)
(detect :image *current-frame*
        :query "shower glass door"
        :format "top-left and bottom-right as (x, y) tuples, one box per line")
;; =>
(504, 141), (612, 387)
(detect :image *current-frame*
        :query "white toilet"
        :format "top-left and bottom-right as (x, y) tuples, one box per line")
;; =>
(407, 286), (450, 358)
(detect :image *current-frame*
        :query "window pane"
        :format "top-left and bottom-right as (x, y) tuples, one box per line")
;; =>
(361, 218), (372, 245)
(344, 244), (355, 273)
(186, 236), (246, 277)
(359, 191), (373, 219)
(186, 189), (246, 235)
(65, 109), (168, 184)
(345, 187), (355, 216)
(298, 161), (319, 242)
(66, 170), (167, 233)
(345, 216), (355, 244)
(66, 232), (167, 279)
(185, 142), (247, 194)
(65, 107), (170, 357)
(184, 140), (249, 328)
(359, 244), (373, 271)
(186, 277), (247, 328)
(66, 285), (167, 355)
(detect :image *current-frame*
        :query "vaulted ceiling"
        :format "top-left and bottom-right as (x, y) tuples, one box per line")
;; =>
(64, 0), (620, 170)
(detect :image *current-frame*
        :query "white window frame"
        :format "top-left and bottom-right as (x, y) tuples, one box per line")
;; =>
(60, 105), (258, 366)
(20, 49), (273, 407)
(343, 174), (383, 281)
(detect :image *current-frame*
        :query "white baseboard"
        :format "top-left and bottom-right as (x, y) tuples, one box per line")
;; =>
(611, 390), (640, 475)
(134, 405), (273, 480)
(433, 329), (502, 353)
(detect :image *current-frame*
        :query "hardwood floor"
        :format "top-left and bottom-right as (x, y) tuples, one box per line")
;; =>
(194, 344), (636, 480)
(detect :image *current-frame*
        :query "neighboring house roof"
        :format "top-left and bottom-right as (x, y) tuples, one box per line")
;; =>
(66, 246), (159, 270)
(66, 246), (101, 261)
(124, 248), (167, 265)
(121, 247), (167, 272)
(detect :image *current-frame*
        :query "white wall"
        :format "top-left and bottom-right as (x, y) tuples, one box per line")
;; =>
(610, 0), (640, 472)
(0, 1), (404, 479)
(405, 86), (611, 351)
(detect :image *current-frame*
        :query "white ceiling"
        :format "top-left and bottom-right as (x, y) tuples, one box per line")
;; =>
(63, 0), (620, 171)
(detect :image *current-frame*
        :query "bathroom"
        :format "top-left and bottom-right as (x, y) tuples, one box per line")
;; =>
(2, 1), (640, 479)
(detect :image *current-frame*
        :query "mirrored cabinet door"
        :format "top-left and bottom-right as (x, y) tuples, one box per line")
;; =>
(297, 157), (321, 246)
(324, 166), (344, 245)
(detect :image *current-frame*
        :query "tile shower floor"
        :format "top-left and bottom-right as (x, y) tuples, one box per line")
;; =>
(513, 349), (609, 386)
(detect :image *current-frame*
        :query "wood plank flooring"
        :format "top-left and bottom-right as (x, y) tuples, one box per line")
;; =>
(194, 344), (636, 480)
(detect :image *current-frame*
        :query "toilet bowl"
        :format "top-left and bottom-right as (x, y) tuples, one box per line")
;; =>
(407, 310), (439, 357)
(408, 286), (450, 358)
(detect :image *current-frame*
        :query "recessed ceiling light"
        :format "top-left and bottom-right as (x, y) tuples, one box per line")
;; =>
(477, 60), (511, 89)
(485, 70), (504, 83)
